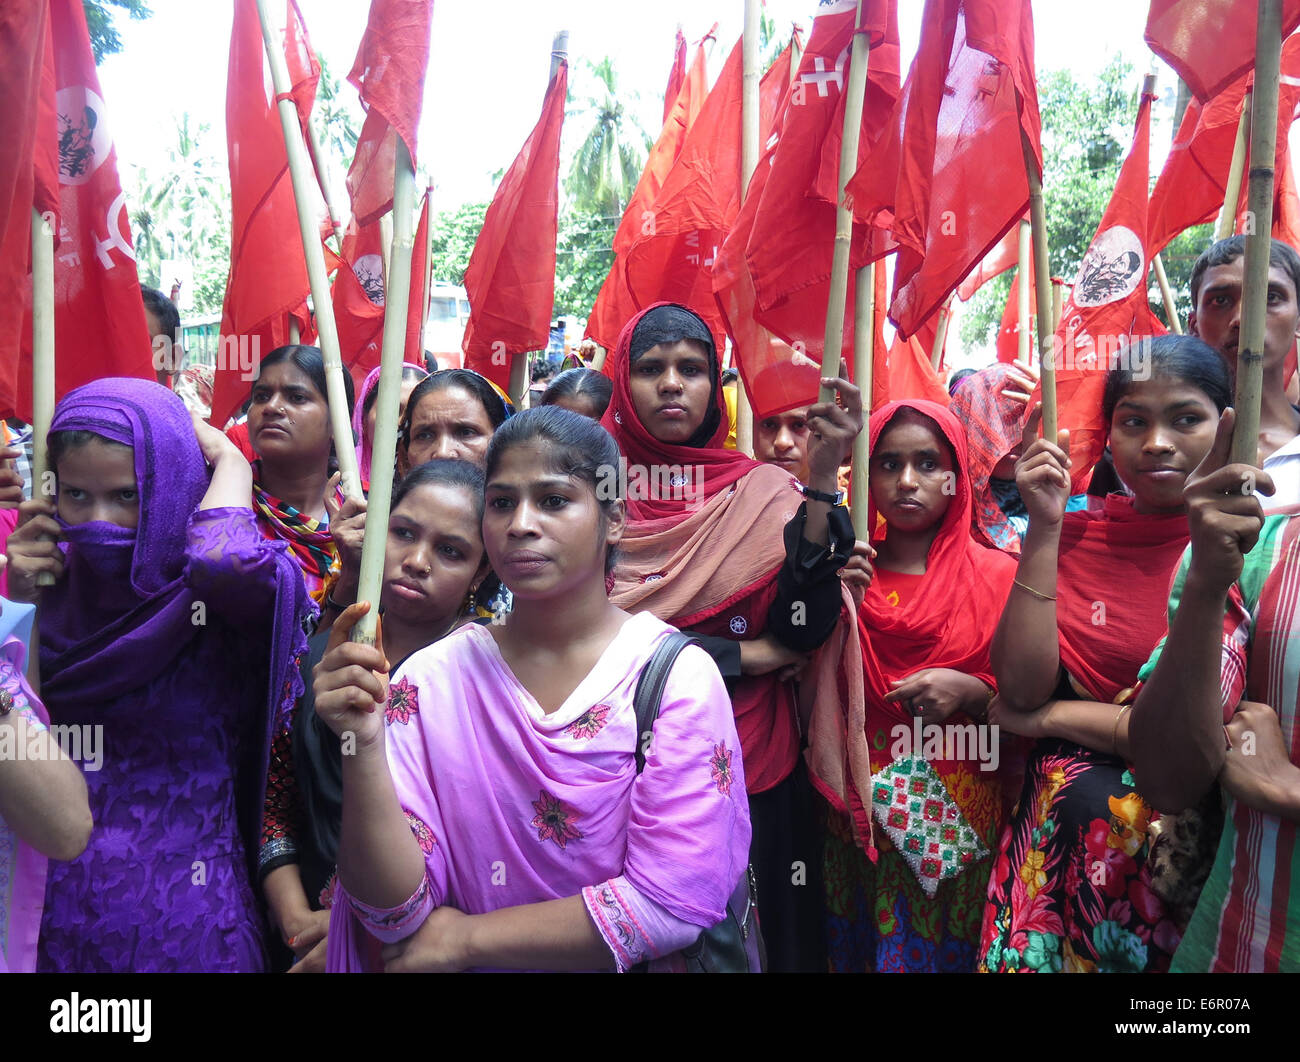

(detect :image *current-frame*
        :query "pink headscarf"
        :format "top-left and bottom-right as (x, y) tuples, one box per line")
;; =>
(352, 366), (383, 491)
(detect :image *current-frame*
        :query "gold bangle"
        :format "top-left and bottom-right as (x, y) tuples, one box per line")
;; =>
(1012, 578), (1057, 603)
(1111, 703), (1132, 756)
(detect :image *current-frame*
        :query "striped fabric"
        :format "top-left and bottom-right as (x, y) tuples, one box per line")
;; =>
(1141, 511), (1300, 972)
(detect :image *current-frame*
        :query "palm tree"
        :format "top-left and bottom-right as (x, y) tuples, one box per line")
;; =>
(313, 56), (362, 176)
(128, 113), (229, 312)
(564, 57), (652, 218)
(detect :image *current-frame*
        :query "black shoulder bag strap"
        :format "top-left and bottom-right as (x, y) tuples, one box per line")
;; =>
(632, 631), (699, 774)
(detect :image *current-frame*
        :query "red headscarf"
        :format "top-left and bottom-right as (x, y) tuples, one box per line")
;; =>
(601, 302), (762, 523)
(606, 304), (813, 793)
(856, 400), (1017, 753)
(806, 399), (1017, 854)
(1056, 493), (1189, 703)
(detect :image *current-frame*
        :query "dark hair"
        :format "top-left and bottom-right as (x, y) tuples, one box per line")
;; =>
(363, 364), (429, 420)
(539, 368), (613, 418)
(629, 304), (722, 447)
(948, 367), (977, 395)
(49, 429), (131, 469)
(1189, 234), (1300, 308)
(530, 359), (555, 385)
(400, 369), (509, 449)
(877, 406), (958, 467)
(1102, 334), (1233, 424)
(721, 367), (739, 385)
(140, 287), (180, 343)
(484, 406), (623, 576)
(391, 459), (486, 521)
(253, 345), (355, 417)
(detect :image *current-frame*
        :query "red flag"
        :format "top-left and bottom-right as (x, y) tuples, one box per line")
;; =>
(1145, 0), (1300, 101)
(1047, 85), (1165, 493)
(12, 0), (155, 420)
(621, 38), (791, 346)
(346, 0), (433, 227)
(958, 215), (1026, 301)
(1276, 138), (1300, 247)
(212, 0), (315, 426)
(405, 189), (430, 365)
(33, 18), (59, 225)
(848, 0), (1041, 340)
(0, 0), (51, 413)
(284, 0), (320, 126)
(1148, 35), (1300, 254)
(885, 333), (949, 406)
(714, 3), (900, 418)
(586, 30), (711, 351)
(664, 27), (687, 125)
(461, 60), (567, 390)
(332, 215), (386, 371)
(995, 265), (1035, 364)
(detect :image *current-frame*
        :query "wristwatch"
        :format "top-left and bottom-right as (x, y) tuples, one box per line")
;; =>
(799, 483), (845, 506)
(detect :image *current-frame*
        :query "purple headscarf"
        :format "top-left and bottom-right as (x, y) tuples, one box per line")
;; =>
(39, 378), (209, 698)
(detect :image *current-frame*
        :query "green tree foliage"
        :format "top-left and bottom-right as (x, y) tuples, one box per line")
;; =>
(428, 198), (616, 323)
(128, 113), (230, 316)
(565, 58), (652, 217)
(314, 56), (362, 178)
(554, 208), (616, 318)
(429, 202), (488, 286)
(82, 0), (150, 64)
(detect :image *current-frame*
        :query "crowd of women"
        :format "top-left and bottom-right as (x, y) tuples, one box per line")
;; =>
(0, 232), (1297, 974)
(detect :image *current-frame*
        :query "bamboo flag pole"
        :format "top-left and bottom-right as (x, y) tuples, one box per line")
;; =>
(1231, 0), (1283, 466)
(1051, 278), (1065, 331)
(850, 263), (874, 537)
(930, 293), (954, 370)
(254, 0), (361, 499)
(31, 209), (56, 588)
(735, 0), (762, 457)
(1020, 103), (1057, 439)
(1152, 253), (1182, 333)
(1218, 90), (1252, 240)
(508, 32), (568, 410)
(352, 138), (418, 647)
(1016, 217), (1032, 363)
(819, 0), (871, 404)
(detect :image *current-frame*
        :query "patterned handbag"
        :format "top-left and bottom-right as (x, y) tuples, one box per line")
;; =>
(869, 755), (990, 897)
(629, 632), (766, 973)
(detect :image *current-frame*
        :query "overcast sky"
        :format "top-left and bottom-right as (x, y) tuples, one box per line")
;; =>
(98, 0), (1167, 211)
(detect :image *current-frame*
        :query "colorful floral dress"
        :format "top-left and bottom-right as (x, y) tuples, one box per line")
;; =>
(977, 738), (1182, 973)
(823, 755), (1002, 973)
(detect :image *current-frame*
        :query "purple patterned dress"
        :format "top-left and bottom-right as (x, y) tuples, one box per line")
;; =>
(32, 379), (310, 973)
(37, 509), (306, 972)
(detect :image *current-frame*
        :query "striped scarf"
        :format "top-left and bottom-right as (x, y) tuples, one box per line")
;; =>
(251, 478), (338, 602)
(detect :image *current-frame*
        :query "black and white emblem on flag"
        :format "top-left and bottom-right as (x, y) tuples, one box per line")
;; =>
(1073, 225), (1144, 308)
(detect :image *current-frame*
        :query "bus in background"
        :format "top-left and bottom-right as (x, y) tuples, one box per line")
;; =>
(425, 281), (470, 370)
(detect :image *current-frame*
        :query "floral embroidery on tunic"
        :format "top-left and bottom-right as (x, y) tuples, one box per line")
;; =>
(404, 808), (436, 854)
(385, 677), (420, 725)
(710, 743), (734, 796)
(565, 704), (610, 740)
(531, 791), (583, 849)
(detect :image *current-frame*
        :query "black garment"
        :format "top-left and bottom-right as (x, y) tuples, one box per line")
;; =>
(694, 500), (853, 680)
(290, 630), (342, 907)
(748, 759), (827, 972)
